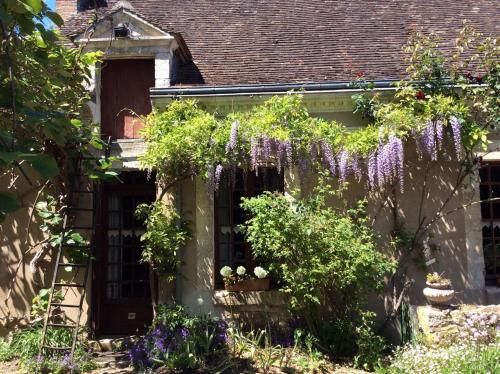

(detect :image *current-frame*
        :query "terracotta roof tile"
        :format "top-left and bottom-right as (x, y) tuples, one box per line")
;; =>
(61, 0), (499, 86)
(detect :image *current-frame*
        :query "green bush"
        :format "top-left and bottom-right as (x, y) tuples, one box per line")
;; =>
(240, 175), (395, 356)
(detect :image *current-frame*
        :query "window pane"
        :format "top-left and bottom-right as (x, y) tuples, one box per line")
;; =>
(480, 185), (489, 200)
(492, 203), (500, 219)
(481, 203), (490, 219)
(491, 167), (500, 182)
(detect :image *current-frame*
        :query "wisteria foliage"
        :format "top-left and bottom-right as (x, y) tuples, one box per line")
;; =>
(141, 93), (479, 195)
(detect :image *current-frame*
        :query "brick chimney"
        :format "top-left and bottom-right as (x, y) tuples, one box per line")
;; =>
(56, 0), (77, 23)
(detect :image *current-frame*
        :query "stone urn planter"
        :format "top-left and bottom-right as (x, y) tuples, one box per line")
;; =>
(423, 280), (454, 306)
(226, 278), (270, 292)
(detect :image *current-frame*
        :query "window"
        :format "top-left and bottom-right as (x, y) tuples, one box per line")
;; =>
(77, 0), (107, 12)
(214, 168), (284, 288)
(479, 163), (500, 285)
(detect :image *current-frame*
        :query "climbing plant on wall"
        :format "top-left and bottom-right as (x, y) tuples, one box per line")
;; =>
(140, 24), (499, 330)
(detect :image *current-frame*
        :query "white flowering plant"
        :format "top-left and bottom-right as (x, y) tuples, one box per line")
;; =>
(254, 266), (268, 279)
(382, 341), (500, 373)
(219, 265), (269, 287)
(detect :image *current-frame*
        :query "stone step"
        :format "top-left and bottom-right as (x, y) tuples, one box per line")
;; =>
(89, 335), (136, 352)
(95, 351), (130, 370)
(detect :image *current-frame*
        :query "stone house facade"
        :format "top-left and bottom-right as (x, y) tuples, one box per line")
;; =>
(0, 0), (499, 337)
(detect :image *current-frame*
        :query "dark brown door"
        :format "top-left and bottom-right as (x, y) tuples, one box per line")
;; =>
(94, 172), (155, 335)
(100, 59), (155, 139)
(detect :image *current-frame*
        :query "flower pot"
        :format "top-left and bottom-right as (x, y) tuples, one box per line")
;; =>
(225, 278), (270, 292)
(426, 281), (451, 290)
(423, 287), (455, 305)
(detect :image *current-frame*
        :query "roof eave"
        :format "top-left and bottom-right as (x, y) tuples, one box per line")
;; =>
(149, 80), (401, 98)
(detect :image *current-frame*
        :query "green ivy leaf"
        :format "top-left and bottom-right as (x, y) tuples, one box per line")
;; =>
(24, 154), (59, 179)
(0, 192), (21, 222)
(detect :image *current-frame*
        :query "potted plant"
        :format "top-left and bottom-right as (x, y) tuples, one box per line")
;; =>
(423, 272), (455, 306)
(220, 265), (270, 291)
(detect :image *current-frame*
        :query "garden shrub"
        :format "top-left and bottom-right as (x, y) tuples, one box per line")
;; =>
(128, 304), (228, 371)
(240, 174), (395, 356)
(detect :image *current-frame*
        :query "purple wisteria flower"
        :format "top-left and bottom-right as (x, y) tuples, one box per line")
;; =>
(250, 136), (259, 170)
(422, 121), (437, 160)
(351, 153), (362, 181)
(320, 140), (336, 176)
(450, 116), (462, 158)
(225, 120), (240, 153)
(284, 140), (293, 167)
(214, 164), (224, 191)
(262, 135), (271, 163)
(338, 149), (349, 183)
(435, 119), (444, 150)
(375, 134), (404, 192)
(367, 151), (377, 189)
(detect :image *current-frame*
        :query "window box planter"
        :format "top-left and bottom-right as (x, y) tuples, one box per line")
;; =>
(225, 278), (270, 292)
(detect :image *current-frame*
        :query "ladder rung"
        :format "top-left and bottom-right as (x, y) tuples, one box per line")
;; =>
(54, 283), (85, 288)
(51, 303), (81, 308)
(58, 262), (87, 267)
(66, 207), (94, 212)
(62, 243), (90, 248)
(47, 323), (76, 328)
(43, 345), (72, 350)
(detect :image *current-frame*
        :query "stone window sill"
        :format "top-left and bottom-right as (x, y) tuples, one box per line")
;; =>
(212, 290), (287, 307)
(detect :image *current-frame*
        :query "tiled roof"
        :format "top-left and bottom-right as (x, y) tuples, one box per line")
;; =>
(61, 0), (499, 87)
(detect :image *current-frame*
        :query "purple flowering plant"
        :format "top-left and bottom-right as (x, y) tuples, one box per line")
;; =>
(128, 304), (228, 371)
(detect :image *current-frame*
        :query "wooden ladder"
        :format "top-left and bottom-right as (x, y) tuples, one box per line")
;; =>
(38, 140), (111, 371)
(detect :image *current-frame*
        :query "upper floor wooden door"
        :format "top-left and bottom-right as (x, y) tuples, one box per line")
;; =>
(100, 59), (155, 139)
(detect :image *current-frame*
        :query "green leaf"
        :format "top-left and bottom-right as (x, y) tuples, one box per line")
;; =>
(0, 192), (21, 215)
(46, 11), (64, 27)
(0, 150), (19, 164)
(24, 0), (43, 14)
(25, 154), (59, 179)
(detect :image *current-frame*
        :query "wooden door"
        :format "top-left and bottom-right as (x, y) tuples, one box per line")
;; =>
(100, 59), (155, 139)
(93, 172), (155, 335)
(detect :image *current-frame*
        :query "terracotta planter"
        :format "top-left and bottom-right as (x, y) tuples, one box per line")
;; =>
(226, 278), (270, 292)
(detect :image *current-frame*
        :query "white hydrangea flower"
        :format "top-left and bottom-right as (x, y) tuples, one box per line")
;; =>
(220, 266), (232, 277)
(236, 266), (246, 276)
(253, 266), (268, 279)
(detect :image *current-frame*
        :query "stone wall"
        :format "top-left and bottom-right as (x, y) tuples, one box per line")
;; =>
(414, 304), (500, 346)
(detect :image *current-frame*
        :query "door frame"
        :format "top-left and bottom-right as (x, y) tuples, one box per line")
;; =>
(91, 173), (156, 336)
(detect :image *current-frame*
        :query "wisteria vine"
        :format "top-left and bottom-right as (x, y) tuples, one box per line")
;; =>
(141, 94), (479, 197)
